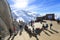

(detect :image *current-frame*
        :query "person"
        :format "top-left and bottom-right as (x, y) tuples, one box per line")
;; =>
(11, 28), (17, 40)
(0, 27), (2, 40)
(0, 32), (2, 40)
(57, 19), (59, 23)
(24, 25), (28, 31)
(31, 20), (33, 26)
(19, 20), (25, 35)
(8, 28), (13, 40)
(50, 23), (53, 29)
(32, 24), (34, 33)
(42, 24), (45, 30)
(11, 26), (18, 40)
(31, 21), (35, 33)
(45, 24), (48, 30)
(19, 24), (23, 35)
(13, 19), (19, 34)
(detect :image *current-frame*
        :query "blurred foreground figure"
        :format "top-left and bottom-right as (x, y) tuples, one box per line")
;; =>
(8, 28), (13, 40)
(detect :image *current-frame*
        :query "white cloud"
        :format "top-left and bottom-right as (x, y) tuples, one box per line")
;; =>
(26, 5), (38, 11)
(14, 0), (28, 8)
(10, 0), (27, 9)
(10, 0), (36, 9)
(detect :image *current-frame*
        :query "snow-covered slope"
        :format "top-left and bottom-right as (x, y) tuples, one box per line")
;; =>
(12, 10), (40, 23)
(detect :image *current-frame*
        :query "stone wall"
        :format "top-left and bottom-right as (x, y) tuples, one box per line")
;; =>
(0, 0), (13, 29)
(0, 0), (13, 37)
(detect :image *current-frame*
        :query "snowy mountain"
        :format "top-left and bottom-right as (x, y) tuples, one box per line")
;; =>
(12, 10), (40, 23)
(56, 17), (60, 20)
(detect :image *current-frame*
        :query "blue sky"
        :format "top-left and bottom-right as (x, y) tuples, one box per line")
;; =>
(7, 0), (60, 19)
